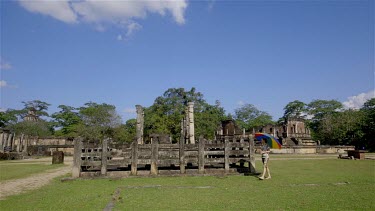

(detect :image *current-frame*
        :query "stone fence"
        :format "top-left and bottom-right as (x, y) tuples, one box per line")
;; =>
(267, 145), (355, 154)
(72, 136), (256, 178)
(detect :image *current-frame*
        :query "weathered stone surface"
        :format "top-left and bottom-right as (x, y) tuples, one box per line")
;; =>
(52, 151), (64, 164)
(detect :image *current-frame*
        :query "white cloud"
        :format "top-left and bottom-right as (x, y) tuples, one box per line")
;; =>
(123, 108), (136, 114)
(343, 90), (375, 109)
(0, 108), (6, 112)
(117, 21), (143, 41)
(18, 0), (188, 26)
(0, 58), (12, 70)
(126, 22), (142, 37)
(19, 0), (78, 23)
(0, 80), (8, 87)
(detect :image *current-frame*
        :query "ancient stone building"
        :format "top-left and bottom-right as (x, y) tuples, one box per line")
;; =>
(217, 118), (314, 146)
(217, 120), (243, 136)
(24, 108), (39, 122)
(254, 118), (314, 145)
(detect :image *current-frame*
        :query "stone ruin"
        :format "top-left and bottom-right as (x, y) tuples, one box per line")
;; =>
(72, 102), (257, 178)
(216, 118), (315, 146)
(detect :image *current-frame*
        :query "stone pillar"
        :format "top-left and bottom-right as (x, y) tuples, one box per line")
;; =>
(16, 137), (21, 152)
(19, 134), (24, 152)
(4, 133), (12, 152)
(101, 138), (108, 176)
(22, 136), (28, 155)
(6, 133), (12, 149)
(198, 137), (205, 174)
(150, 137), (158, 175)
(187, 102), (195, 144)
(11, 133), (16, 151)
(136, 105), (144, 145)
(2, 133), (7, 149)
(0, 131), (4, 152)
(180, 119), (186, 174)
(185, 107), (189, 144)
(72, 137), (83, 178)
(131, 140), (138, 175)
(224, 137), (229, 173)
(273, 125), (276, 137)
(249, 136), (256, 173)
(52, 151), (64, 164)
(240, 136), (245, 167)
(295, 121), (299, 134)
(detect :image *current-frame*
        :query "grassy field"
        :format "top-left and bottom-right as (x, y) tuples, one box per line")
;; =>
(0, 161), (64, 182)
(0, 157), (374, 210)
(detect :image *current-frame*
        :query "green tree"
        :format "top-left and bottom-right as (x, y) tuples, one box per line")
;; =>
(113, 119), (137, 143)
(144, 88), (226, 141)
(307, 99), (343, 121)
(283, 100), (307, 119)
(51, 105), (82, 138)
(234, 103), (274, 130)
(77, 102), (122, 141)
(360, 98), (375, 151)
(195, 100), (227, 139)
(0, 109), (20, 128)
(6, 100), (53, 138)
(319, 109), (364, 145)
(22, 100), (51, 118)
(306, 99), (343, 142)
(13, 120), (52, 138)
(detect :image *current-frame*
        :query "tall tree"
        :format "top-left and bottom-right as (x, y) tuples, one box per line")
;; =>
(195, 100), (227, 139)
(22, 100), (51, 118)
(283, 100), (307, 119)
(113, 119), (137, 143)
(51, 105), (82, 138)
(77, 102), (122, 141)
(307, 99), (343, 121)
(0, 109), (19, 128)
(5, 100), (54, 138)
(13, 121), (52, 138)
(319, 109), (364, 145)
(144, 88), (226, 141)
(360, 98), (375, 151)
(306, 99), (343, 141)
(234, 103), (274, 130)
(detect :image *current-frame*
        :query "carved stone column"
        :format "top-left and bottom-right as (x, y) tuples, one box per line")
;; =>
(187, 102), (195, 144)
(136, 105), (144, 144)
(0, 131), (4, 152)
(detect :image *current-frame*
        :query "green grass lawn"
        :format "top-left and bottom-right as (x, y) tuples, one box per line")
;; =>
(0, 158), (374, 210)
(0, 162), (64, 182)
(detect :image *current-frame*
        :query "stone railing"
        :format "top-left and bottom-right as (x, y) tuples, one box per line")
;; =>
(72, 136), (256, 178)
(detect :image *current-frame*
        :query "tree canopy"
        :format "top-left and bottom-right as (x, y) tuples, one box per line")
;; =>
(144, 87), (227, 141)
(234, 103), (274, 130)
(77, 102), (122, 141)
(283, 100), (307, 120)
(1, 92), (374, 151)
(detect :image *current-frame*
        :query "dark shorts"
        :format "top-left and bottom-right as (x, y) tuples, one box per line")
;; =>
(262, 157), (269, 164)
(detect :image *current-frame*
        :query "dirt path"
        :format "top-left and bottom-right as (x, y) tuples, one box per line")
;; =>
(0, 158), (72, 200)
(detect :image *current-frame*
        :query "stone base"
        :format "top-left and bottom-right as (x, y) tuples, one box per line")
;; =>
(52, 151), (64, 164)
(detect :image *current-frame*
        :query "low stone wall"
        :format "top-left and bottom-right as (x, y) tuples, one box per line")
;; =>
(264, 145), (355, 154)
(28, 146), (74, 156)
(316, 146), (354, 154)
(29, 138), (73, 146)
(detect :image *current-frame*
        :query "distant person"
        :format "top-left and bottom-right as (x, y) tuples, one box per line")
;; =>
(259, 138), (271, 180)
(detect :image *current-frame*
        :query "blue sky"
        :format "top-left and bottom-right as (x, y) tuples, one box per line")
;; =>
(1, 0), (374, 121)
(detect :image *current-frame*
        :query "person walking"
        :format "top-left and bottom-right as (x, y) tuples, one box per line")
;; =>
(259, 138), (271, 180)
